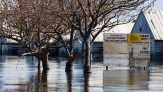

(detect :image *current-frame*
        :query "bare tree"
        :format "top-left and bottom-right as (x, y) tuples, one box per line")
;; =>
(57, 0), (155, 73)
(0, 0), (64, 70)
(0, 0), (155, 72)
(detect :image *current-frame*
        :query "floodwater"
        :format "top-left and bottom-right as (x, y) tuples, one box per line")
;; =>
(0, 55), (163, 92)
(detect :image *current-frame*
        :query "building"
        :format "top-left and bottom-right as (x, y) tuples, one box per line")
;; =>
(58, 23), (134, 60)
(94, 23), (134, 61)
(131, 10), (163, 60)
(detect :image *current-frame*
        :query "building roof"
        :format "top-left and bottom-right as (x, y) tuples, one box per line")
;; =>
(105, 23), (134, 34)
(55, 23), (134, 42)
(144, 10), (163, 40)
(94, 23), (134, 42)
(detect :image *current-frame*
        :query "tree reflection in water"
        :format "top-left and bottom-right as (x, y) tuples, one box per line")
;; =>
(84, 73), (90, 92)
(35, 70), (48, 92)
(66, 71), (91, 92)
(66, 72), (72, 92)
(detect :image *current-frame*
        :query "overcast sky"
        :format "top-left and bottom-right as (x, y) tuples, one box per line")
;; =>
(153, 0), (163, 10)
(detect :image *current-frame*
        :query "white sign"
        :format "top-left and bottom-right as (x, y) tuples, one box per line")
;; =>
(131, 34), (150, 59)
(104, 33), (128, 54)
(129, 34), (150, 68)
(103, 33), (129, 66)
(103, 54), (129, 66)
(104, 43), (128, 54)
(132, 43), (150, 58)
(104, 33), (127, 42)
(103, 33), (150, 68)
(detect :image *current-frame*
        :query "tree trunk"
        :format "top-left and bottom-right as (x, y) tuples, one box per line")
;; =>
(84, 39), (91, 73)
(65, 27), (74, 72)
(66, 71), (72, 92)
(42, 61), (50, 70)
(65, 56), (73, 72)
(84, 73), (90, 92)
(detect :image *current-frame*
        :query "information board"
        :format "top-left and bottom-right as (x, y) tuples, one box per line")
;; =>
(104, 33), (128, 54)
(132, 43), (150, 58)
(129, 34), (150, 68)
(103, 33), (129, 66)
(103, 33), (150, 68)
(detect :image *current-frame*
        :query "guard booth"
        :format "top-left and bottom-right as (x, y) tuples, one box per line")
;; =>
(128, 34), (150, 69)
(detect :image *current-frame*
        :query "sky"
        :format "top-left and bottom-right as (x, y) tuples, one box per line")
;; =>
(153, 0), (163, 10)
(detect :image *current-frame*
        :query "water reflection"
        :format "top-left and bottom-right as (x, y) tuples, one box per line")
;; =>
(1, 55), (163, 92)
(0, 55), (5, 71)
(66, 71), (91, 92)
(103, 70), (149, 91)
(66, 72), (72, 92)
(128, 70), (149, 90)
(34, 70), (48, 92)
(84, 73), (90, 92)
(0, 56), (36, 92)
(41, 70), (48, 91)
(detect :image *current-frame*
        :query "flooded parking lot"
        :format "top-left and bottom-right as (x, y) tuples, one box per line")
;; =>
(0, 55), (163, 92)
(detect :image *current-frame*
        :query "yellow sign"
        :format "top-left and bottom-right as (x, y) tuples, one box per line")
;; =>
(128, 34), (141, 43)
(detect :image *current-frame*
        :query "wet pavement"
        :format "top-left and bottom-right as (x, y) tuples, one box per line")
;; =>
(0, 55), (163, 92)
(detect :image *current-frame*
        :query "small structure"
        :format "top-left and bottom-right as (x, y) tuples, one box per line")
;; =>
(131, 10), (163, 61)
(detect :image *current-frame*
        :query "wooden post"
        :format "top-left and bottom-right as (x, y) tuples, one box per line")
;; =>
(106, 66), (108, 70)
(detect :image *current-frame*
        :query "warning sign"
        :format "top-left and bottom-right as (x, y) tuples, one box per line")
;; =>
(128, 34), (141, 43)
(129, 34), (150, 68)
